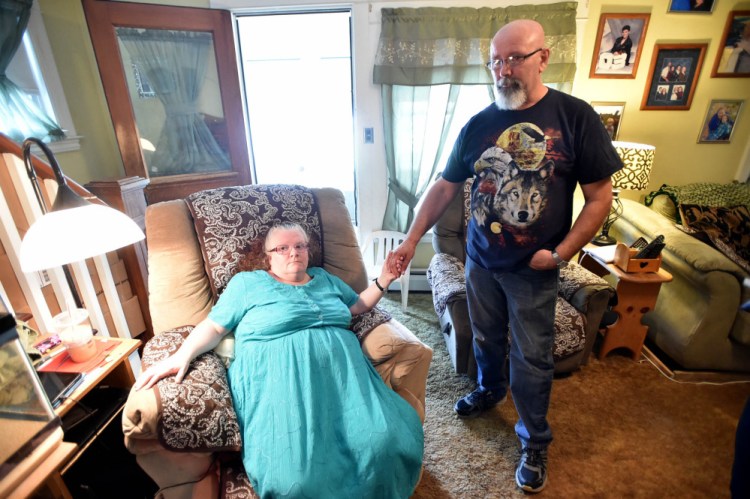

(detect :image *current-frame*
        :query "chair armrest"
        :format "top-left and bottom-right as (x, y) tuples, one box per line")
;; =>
(559, 261), (615, 312)
(123, 326), (241, 453)
(361, 318), (432, 423)
(427, 253), (466, 316)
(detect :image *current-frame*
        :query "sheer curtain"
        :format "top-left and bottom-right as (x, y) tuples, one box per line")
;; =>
(374, 3), (577, 232)
(0, 0), (64, 143)
(118, 28), (230, 176)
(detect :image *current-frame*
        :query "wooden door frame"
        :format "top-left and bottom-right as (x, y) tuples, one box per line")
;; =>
(82, 0), (251, 203)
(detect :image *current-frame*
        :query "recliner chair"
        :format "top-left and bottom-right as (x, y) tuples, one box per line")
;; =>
(427, 179), (615, 378)
(122, 184), (432, 498)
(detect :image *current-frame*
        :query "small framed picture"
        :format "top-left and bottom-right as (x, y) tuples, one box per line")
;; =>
(711, 11), (750, 77)
(641, 43), (707, 110)
(667, 0), (715, 13)
(697, 100), (743, 143)
(589, 13), (650, 79)
(591, 102), (625, 140)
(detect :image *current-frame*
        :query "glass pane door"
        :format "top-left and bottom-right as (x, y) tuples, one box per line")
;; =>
(236, 11), (356, 219)
(115, 28), (231, 178)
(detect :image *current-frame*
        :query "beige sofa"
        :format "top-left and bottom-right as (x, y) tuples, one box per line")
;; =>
(610, 185), (750, 373)
(121, 184), (432, 498)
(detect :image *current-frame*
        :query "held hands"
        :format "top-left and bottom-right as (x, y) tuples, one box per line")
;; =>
(133, 351), (191, 391)
(388, 240), (416, 277)
(379, 253), (400, 288)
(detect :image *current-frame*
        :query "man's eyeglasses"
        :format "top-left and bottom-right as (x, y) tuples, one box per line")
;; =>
(486, 48), (544, 71)
(266, 243), (310, 255)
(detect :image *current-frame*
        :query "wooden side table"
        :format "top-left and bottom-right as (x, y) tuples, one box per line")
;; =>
(579, 246), (672, 360)
(9, 337), (140, 499)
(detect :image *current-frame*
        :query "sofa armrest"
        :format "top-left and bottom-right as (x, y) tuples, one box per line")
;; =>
(360, 318), (432, 423)
(123, 326), (241, 454)
(614, 199), (747, 278)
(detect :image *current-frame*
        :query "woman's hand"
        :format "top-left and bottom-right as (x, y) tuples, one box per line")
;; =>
(133, 350), (192, 391)
(380, 253), (399, 287)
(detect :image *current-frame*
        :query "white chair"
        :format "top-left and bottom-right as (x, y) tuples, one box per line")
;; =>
(361, 230), (410, 310)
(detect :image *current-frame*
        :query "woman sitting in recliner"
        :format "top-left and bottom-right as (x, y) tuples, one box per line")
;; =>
(134, 223), (423, 498)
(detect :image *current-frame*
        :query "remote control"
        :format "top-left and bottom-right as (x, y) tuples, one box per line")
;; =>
(630, 237), (649, 250)
(634, 235), (665, 259)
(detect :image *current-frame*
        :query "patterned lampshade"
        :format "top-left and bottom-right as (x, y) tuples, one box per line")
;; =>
(610, 141), (655, 191)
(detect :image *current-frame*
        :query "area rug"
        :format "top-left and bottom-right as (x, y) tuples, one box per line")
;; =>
(379, 292), (750, 499)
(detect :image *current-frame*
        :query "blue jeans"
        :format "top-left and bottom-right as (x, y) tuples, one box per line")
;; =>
(465, 256), (558, 449)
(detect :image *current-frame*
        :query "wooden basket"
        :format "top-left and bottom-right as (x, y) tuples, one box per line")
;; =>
(614, 243), (662, 273)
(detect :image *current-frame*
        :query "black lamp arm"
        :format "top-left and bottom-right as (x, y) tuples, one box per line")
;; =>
(21, 137), (85, 309)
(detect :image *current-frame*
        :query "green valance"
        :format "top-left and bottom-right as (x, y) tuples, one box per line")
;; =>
(373, 2), (577, 86)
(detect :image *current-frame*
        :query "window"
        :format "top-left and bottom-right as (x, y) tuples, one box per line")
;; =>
(236, 10), (356, 220)
(2, 3), (78, 152)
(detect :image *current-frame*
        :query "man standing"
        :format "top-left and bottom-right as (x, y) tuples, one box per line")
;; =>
(390, 20), (621, 493)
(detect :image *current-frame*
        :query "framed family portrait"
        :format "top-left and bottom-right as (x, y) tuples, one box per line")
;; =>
(591, 102), (625, 140)
(697, 100), (743, 143)
(667, 0), (715, 13)
(589, 13), (650, 79)
(641, 43), (707, 110)
(711, 11), (750, 77)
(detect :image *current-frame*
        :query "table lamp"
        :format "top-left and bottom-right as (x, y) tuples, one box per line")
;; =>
(18, 137), (145, 311)
(591, 141), (655, 246)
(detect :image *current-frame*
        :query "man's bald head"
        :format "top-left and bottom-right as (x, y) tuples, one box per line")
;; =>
(491, 19), (546, 50)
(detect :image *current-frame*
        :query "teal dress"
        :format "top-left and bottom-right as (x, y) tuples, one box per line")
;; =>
(209, 268), (423, 498)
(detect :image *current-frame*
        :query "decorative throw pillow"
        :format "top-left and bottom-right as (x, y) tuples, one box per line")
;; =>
(678, 203), (750, 273)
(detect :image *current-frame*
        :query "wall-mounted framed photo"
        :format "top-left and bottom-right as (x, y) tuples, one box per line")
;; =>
(589, 13), (650, 79)
(667, 0), (715, 13)
(641, 43), (707, 110)
(711, 11), (750, 77)
(591, 102), (625, 140)
(697, 99), (743, 143)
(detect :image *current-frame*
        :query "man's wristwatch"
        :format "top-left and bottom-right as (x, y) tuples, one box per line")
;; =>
(551, 250), (568, 268)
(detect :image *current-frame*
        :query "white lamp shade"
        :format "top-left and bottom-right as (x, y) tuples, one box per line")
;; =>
(610, 141), (656, 191)
(20, 204), (145, 272)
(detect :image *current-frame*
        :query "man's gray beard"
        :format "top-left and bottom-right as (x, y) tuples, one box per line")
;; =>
(494, 79), (527, 110)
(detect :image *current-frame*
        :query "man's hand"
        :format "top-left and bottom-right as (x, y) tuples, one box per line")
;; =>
(529, 249), (558, 270)
(389, 240), (418, 276)
(380, 253), (400, 286)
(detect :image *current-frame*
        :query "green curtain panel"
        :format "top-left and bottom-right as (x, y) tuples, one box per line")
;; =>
(373, 3), (577, 86)
(376, 3), (577, 232)
(0, 0), (64, 143)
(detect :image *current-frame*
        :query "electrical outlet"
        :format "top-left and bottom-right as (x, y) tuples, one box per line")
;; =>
(364, 127), (374, 144)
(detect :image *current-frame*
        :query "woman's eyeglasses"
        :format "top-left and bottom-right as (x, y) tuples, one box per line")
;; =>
(266, 243), (310, 255)
(485, 48), (544, 71)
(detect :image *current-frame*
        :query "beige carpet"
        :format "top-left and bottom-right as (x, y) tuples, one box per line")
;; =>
(380, 292), (750, 498)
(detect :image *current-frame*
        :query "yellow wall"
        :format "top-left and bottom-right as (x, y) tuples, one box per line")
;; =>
(573, 0), (750, 200)
(35, 0), (750, 195)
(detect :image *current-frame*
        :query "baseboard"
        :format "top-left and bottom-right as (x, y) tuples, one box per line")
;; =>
(388, 272), (431, 293)
(642, 345), (750, 383)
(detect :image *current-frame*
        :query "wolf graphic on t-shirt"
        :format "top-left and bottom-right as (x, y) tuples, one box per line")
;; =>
(471, 124), (555, 249)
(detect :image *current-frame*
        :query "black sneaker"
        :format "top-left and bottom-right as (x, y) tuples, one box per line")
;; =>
(453, 387), (506, 418)
(515, 447), (548, 493)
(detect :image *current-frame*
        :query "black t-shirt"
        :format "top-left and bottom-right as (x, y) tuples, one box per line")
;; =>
(443, 88), (622, 271)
